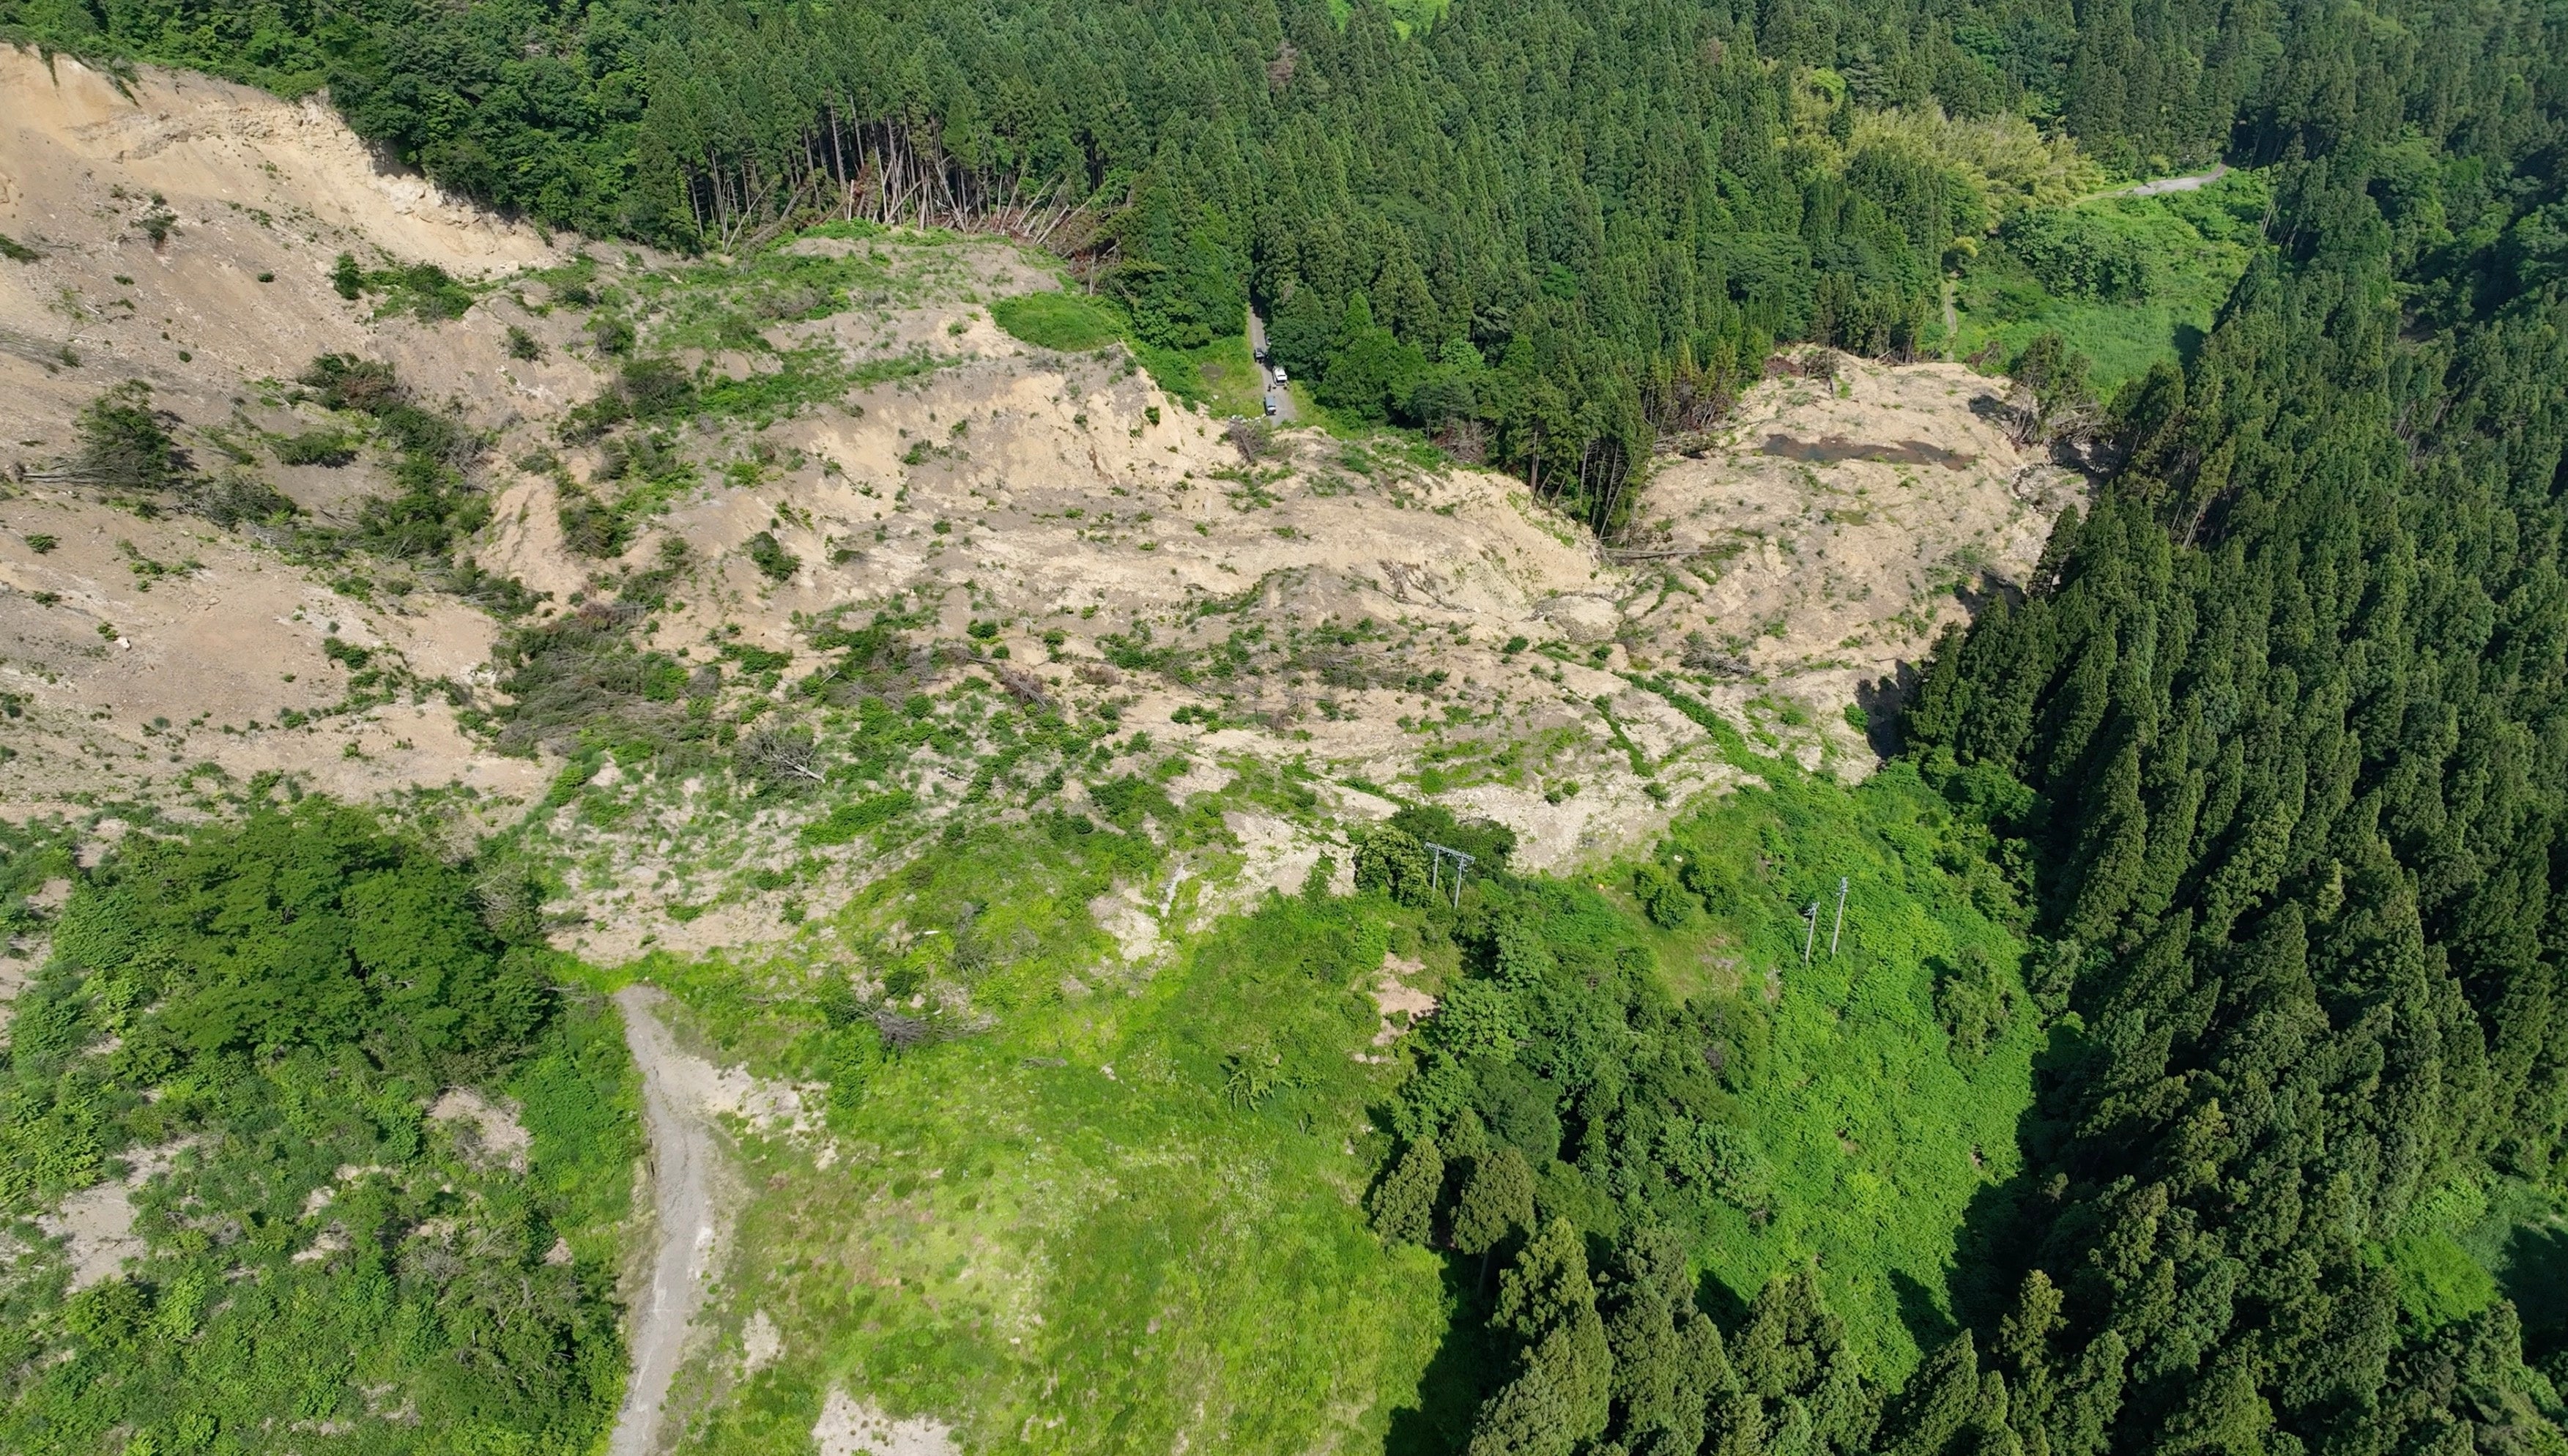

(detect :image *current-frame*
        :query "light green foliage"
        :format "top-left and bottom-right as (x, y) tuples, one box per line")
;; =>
(1948, 172), (2270, 390)
(1129, 328), (1266, 415)
(1931, 946), (2016, 1063)
(990, 289), (1125, 352)
(2454, 1181), (2568, 1359)
(2386, 1232), (2501, 1331)
(1633, 861), (1696, 928)
(990, 289), (1263, 412)
(1357, 823), (1436, 905)
(642, 813), (1449, 1455)
(0, 805), (635, 1454)
(1659, 765), (2036, 1378)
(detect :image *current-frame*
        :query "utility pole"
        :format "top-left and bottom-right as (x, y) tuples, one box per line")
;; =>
(1424, 842), (1475, 909)
(1803, 899), (1819, 966)
(1830, 876), (1848, 957)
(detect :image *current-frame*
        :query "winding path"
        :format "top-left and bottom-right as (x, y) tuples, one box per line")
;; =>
(609, 986), (724, 1456)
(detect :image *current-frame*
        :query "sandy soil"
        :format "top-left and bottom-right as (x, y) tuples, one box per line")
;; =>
(4, 48), (2077, 883)
(0, 54), (2098, 1452)
(0, 49), (570, 814)
(0, 48), (564, 450)
(428, 1087), (531, 1174)
(1616, 354), (2085, 768)
(812, 1390), (961, 1456)
(0, 491), (546, 814)
(38, 1137), (193, 1290)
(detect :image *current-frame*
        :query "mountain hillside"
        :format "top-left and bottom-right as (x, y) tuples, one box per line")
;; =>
(1, 48), (2075, 878)
(0, 0), (2561, 1449)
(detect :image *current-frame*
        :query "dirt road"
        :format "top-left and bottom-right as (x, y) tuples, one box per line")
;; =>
(609, 986), (724, 1456)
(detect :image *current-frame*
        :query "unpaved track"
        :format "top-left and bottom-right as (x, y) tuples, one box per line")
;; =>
(611, 986), (724, 1456)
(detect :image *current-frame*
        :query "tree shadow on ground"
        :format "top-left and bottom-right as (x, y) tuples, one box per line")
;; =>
(2498, 1219), (2568, 1362)
(1940, 1017), (2085, 1342)
(1893, 1267), (1962, 1353)
(1383, 1248), (1504, 1456)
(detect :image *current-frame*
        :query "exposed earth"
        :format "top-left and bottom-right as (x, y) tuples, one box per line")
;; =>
(0, 51), (2087, 1451)
(3, 51), (2080, 859)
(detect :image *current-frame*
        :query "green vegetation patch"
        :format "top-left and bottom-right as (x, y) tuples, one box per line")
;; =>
(0, 803), (636, 1455)
(1663, 765), (2036, 1377)
(645, 811), (1450, 1455)
(990, 289), (1126, 352)
(1947, 171), (2271, 391)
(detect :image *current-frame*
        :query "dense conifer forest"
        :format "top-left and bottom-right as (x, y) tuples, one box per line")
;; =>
(1, 0), (2563, 1450)
(15, 0), (2549, 527)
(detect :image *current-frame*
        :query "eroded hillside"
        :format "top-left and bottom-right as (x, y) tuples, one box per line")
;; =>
(3, 48), (2079, 926)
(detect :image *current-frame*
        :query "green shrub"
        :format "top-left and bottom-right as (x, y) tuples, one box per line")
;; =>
(299, 353), (401, 412)
(74, 380), (188, 490)
(1353, 824), (1434, 905)
(1998, 207), (2159, 301)
(557, 484), (634, 557)
(1930, 945), (2015, 1062)
(745, 530), (798, 581)
(1387, 802), (1518, 868)
(272, 428), (356, 467)
(800, 790), (916, 845)
(1633, 861), (1696, 927)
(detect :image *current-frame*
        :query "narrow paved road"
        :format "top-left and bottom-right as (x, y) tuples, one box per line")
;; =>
(609, 986), (723, 1456)
(1245, 308), (1295, 422)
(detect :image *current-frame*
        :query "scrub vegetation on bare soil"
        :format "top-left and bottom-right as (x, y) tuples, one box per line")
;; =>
(4, 7), (2565, 1454)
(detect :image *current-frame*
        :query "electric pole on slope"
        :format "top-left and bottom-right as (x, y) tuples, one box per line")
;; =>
(1830, 876), (1848, 957)
(1803, 899), (1819, 966)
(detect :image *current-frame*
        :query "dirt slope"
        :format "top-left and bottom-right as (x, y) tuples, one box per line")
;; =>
(609, 986), (732, 1456)
(2, 51), (2090, 1435)
(1616, 357), (2082, 762)
(1, 46), (2080, 863)
(0, 49), (568, 814)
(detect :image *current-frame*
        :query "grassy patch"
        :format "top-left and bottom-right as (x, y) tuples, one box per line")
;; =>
(649, 811), (1450, 1454)
(1945, 170), (2271, 391)
(992, 290), (1263, 414)
(1131, 329), (1266, 416)
(2452, 1178), (2568, 1358)
(990, 289), (1126, 352)
(618, 724), (2039, 1449)
(1658, 762), (2036, 1378)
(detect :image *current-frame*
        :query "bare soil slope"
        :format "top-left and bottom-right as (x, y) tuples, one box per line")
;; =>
(1, 48), (2079, 872)
(0, 49), (565, 813)
(1615, 356), (2084, 764)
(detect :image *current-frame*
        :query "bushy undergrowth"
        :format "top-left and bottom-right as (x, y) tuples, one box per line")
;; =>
(593, 717), (2041, 1451)
(1950, 171), (2270, 390)
(0, 803), (637, 1455)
